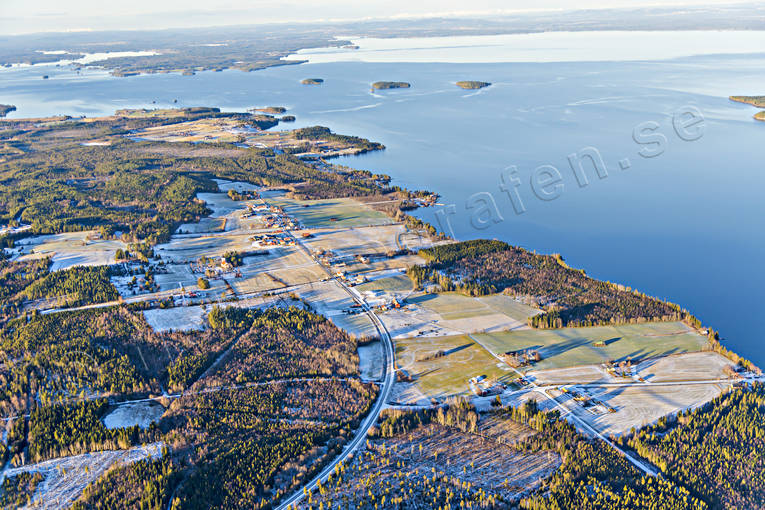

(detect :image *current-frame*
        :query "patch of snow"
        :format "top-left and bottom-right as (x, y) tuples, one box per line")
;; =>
(102, 402), (165, 430)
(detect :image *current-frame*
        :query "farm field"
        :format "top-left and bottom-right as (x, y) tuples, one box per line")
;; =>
(263, 194), (393, 228)
(296, 280), (378, 338)
(11, 231), (128, 271)
(304, 224), (408, 256)
(130, 117), (245, 144)
(634, 351), (735, 383)
(379, 291), (533, 339)
(337, 253), (426, 275)
(410, 292), (539, 323)
(559, 382), (733, 436)
(394, 334), (517, 401)
(177, 216), (227, 234)
(356, 273), (413, 295)
(143, 305), (208, 332)
(378, 296), (529, 340)
(196, 191), (245, 218)
(230, 260), (326, 295)
(528, 365), (613, 385)
(473, 321), (710, 372)
(358, 341), (384, 381)
(477, 294), (541, 322)
(154, 233), (254, 263)
(328, 312), (378, 339)
(409, 292), (492, 320)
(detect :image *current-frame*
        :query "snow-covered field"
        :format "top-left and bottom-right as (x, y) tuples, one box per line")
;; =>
(1, 442), (164, 510)
(103, 402), (166, 429)
(143, 305), (208, 332)
(11, 231), (127, 271)
(358, 341), (384, 381)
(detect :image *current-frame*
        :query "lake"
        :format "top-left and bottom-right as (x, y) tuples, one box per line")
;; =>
(1, 30), (763, 365)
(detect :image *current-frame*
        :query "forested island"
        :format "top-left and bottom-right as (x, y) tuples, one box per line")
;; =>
(0, 104), (16, 117)
(251, 106), (287, 114)
(456, 80), (491, 89)
(372, 81), (411, 90)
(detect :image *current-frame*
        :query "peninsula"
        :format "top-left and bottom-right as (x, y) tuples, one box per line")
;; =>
(0, 104), (761, 510)
(0, 104), (16, 117)
(730, 95), (765, 121)
(730, 95), (765, 107)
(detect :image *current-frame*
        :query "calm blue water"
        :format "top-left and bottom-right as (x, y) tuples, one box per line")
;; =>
(1, 45), (764, 365)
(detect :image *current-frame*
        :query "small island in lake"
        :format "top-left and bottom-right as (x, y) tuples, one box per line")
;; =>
(372, 81), (410, 90)
(281, 115), (296, 122)
(0, 104), (16, 117)
(730, 96), (765, 121)
(456, 80), (491, 90)
(252, 106), (287, 114)
(301, 78), (324, 85)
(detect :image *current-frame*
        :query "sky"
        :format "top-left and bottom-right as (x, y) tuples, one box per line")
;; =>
(0, 0), (752, 35)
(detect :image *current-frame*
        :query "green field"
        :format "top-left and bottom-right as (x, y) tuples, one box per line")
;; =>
(263, 195), (392, 228)
(472, 321), (710, 372)
(477, 294), (540, 321)
(409, 293), (490, 320)
(407, 292), (539, 322)
(356, 274), (413, 294)
(395, 334), (517, 399)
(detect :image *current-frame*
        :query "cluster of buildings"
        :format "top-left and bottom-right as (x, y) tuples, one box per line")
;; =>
(500, 349), (543, 368)
(251, 232), (295, 247)
(189, 256), (243, 276)
(604, 359), (636, 379)
(469, 375), (506, 396)
(560, 386), (616, 414)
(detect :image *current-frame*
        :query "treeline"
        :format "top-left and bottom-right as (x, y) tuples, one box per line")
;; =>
(0, 260), (121, 320)
(411, 240), (691, 328)
(372, 398), (479, 438)
(624, 383), (765, 509)
(21, 264), (121, 306)
(28, 399), (146, 462)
